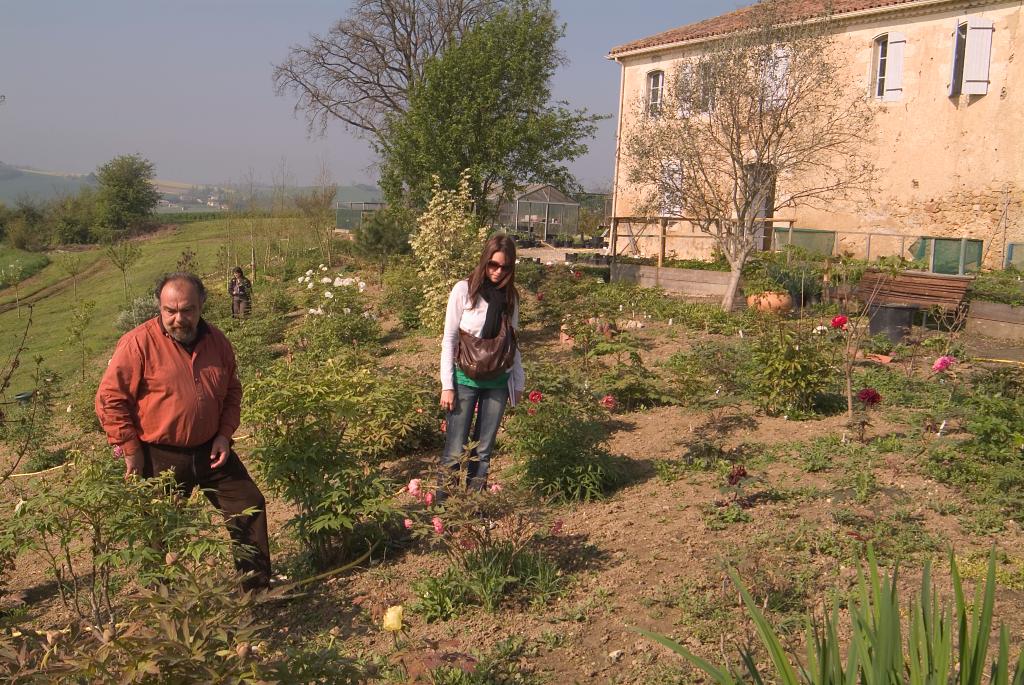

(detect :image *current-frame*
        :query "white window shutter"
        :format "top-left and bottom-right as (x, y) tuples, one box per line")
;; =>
(882, 32), (905, 101)
(963, 17), (994, 95)
(769, 47), (789, 107)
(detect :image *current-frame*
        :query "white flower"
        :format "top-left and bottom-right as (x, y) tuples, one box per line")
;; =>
(545, 261), (553, 266)
(14, 498), (26, 515)
(307, 282), (314, 289)
(333, 277), (345, 287)
(324, 291), (334, 299)
(358, 280), (366, 288)
(515, 259), (521, 264)
(813, 325), (829, 334)
(320, 265), (328, 271)
(343, 307), (351, 314)
(305, 269), (313, 276)
(339, 277), (355, 287)
(297, 277), (304, 283)
(321, 276), (332, 284)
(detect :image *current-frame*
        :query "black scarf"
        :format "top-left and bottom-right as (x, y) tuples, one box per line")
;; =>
(478, 280), (507, 339)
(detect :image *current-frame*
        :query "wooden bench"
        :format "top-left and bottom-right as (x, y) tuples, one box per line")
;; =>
(854, 270), (973, 318)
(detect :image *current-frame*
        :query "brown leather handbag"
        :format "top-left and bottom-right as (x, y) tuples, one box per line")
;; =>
(457, 315), (518, 381)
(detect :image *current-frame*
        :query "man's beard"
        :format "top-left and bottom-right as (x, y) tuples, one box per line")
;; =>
(169, 324), (197, 344)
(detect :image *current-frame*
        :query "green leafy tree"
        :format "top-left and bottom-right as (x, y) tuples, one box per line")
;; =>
(353, 205), (413, 279)
(94, 154), (160, 238)
(409, 173), (487, 330)
(380, 0), (602, 215)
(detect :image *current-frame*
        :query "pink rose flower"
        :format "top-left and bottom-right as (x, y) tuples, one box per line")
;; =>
(488, 483), (503, 493)
(112, 444), (124, 459)
(932, 355), (957, 373)
(407, 478), (421, 496)
(599, 394), (618, 410)
(403, 518), (414, 530)
(423, 492), (434, 507)
(431, 516), (445, 535)
(550, 519), (563, 535)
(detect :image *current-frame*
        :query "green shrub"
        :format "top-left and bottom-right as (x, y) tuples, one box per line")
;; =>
(113, 295), (159, 333)
(221, 314), (288, 381)
(244, 357), (435, 567)
(381, 260), (422, 330)
(750, 319), (836, 417)
(962, 368), (1024, 461)
(505, 398), (626, 502)
(969, 268), (1024, 307)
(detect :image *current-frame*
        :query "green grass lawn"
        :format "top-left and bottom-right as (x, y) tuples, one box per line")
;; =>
(0, 246), (51, 290)
(0, 218), (303, 389)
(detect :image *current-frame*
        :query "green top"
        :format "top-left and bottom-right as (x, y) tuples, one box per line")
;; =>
(455, 367), (509, 389)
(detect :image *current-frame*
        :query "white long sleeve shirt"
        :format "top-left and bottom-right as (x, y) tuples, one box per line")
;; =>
(440, 280), (525, 403)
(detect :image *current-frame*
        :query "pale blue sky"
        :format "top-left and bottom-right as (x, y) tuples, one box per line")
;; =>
(0, 1), (740, 189)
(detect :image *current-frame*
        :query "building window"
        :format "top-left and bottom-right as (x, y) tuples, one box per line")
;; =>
(695, 62), (716, 113)
(910, 237), (983, 275)
(872, 35), (888, 97)
(950, 22), (967, 96)
(1006, 243), (1024, 270)
(950, 17), (994, 96)
(647, 70), (664, 115)
(871, 32), (905, 101)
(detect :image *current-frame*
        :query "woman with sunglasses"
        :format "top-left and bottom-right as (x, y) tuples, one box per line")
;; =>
(439, 234), (524, 491)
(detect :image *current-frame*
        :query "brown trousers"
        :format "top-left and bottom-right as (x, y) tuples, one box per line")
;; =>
(143, 440), (271, 589)
(231, 297), (250, 318)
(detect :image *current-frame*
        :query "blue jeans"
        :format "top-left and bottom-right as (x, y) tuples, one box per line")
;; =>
(443, 383), (509, 490)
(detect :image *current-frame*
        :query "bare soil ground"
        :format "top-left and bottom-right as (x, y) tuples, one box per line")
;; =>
(6, 310), (1023, 683)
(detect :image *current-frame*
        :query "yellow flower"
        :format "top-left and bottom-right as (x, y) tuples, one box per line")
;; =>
(382, 605), (404, 633)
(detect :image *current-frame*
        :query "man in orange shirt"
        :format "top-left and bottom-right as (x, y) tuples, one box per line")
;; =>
(95, 272), (270, 590)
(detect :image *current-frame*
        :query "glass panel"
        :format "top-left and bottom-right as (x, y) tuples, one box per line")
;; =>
(931, 238), (962, 274)
(1007, 243), (1024, 270)
(962, 240), (983, 273)
(773, 228), (836, 255)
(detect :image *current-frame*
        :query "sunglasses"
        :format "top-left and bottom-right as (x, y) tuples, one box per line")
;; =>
(486, 260), (510, 272)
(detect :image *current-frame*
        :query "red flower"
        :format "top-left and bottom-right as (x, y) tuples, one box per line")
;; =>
(536, 292), (544, 302)
(527, 407), (537, 416)
(830, 315), (849, 330)
(440, 419), (447, 433)
(573, 271), (581, 279)
(528, 390), (543, 404)
(599, 394), (618, 410)
(727, 464), (748, 486)
(856, 387), (882, 407)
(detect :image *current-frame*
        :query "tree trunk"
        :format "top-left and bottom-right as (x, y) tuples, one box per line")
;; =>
(720, 264), (743, 311)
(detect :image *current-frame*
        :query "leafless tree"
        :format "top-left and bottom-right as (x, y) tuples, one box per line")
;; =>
(624, 0), (876, 310)
(272, 0), (511, 147)
(295, 160), (338, 266)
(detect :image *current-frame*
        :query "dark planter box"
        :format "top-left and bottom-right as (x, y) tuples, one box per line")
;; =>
(967, 300), (1024, 341)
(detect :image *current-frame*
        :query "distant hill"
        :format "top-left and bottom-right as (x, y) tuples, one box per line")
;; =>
(0, 161), (382, 208)
(0, 162), (97, 204)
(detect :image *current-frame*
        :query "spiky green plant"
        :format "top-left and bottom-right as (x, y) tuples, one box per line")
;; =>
(638, 547), (1024, 684)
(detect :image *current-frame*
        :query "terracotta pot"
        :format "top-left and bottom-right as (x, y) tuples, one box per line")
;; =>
(746, 291), (793, 313)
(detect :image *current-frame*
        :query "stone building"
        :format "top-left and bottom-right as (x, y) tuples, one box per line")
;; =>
(608, 0), (1023, 273)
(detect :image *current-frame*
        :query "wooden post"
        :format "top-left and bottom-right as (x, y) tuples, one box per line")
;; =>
(610, 218), (619, 263)
(658, 218), (667, 268)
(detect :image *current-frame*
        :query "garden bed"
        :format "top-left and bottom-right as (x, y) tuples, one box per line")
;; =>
(967, 300), (1024, 341)
(610, 262), (732, 298)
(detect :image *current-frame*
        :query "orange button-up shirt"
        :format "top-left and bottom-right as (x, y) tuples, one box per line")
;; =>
(95, 318), (242, 455)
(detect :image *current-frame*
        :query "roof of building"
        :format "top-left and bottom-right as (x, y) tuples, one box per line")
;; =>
(488, 183), (578, 205)
(608, 0), (922, 57)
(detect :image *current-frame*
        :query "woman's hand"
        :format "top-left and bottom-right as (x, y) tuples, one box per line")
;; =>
(514, 390), (523, 405)
(440, 389), (456, 412)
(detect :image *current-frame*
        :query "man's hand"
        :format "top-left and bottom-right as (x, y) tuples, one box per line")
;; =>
(211, 435), (231, 469)
(124, 450), (144, 478)
(440, 389), (456, 412)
